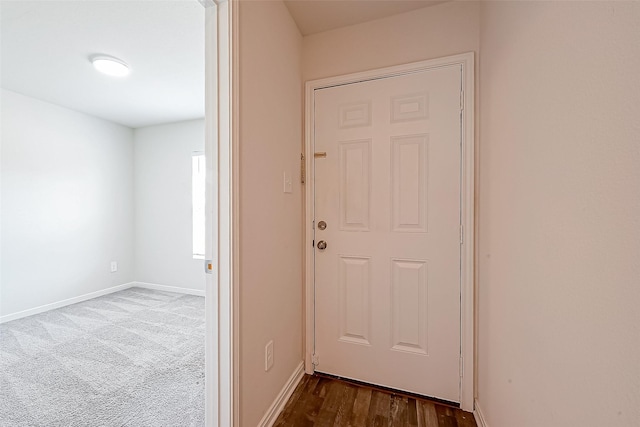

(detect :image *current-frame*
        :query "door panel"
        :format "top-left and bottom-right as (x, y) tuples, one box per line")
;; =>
(391, 134), (428, 232)
(339, 140), (371, 231)
(338, 255), (371, 346)
(314, 65), (461, 402)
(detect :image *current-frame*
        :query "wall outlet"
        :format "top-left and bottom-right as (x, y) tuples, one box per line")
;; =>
(265, 340), (274, 371)
(110, 261), (118, 273)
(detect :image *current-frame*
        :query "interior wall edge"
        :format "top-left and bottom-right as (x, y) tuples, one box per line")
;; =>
(132, 281), (205, 297)
(473, 398), (489, 427)
(0, 281), (136, 324)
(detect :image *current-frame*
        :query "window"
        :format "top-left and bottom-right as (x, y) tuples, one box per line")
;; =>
(192, 152), (205, 259)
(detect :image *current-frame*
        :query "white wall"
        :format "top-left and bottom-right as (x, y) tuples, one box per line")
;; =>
(238, 1), (303, 426)
(1, 89), (134, 317)
(477, 2), (640, 426)
(133, 119), (205, 291)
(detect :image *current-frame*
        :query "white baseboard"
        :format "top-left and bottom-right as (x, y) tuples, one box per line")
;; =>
(132, 281), (205, 297)
(474, 399), (489, 427)
(1, 280), (205, 324)
(257, 361), (305, 427)
(0, 282), (135, 324)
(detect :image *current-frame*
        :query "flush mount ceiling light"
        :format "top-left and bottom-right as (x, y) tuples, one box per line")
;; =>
(91, 56), (130, 77)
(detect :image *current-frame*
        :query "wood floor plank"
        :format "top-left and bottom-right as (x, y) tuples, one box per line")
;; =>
(293, 376), (327, 425)
(421, 401), (440, 427)
(454, 410), (477, 427)
(272, 375), (477, 427)
(435, 404), (459, 427)
(349, 387), (372, 427)
(275, 376), (319, 426)
(314, 380), (342, 425)
(274, 375), (309, 425)
(305, 375), (321, 395)
(389, 394), (400, 425)
(400, 396), (409, 424)
(417, 400), (425, 427)
(367, 390), (391, 425)
(314, 377), (331, 398)
(299, 393), (324, 425)
(389, 394), (408, 426)
(407, 398), (418, 427)
(333, 382), (358, 426)
(373, 414), (387, 427)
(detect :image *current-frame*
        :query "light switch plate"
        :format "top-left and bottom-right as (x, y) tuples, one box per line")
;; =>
(283, 171), (292, 193)
(265, 340), (274, 371)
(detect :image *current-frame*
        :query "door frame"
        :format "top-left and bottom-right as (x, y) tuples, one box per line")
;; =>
(203, 0), (239, 425)
(303, 52), (475, 411)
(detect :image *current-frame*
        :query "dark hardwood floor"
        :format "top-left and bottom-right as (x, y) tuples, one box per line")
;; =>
(274, 374), (477, 427)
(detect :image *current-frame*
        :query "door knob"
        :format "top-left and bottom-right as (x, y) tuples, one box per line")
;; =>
(317, 240), (327, 250)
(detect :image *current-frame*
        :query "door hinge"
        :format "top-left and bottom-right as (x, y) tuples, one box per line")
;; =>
(300, 153), (306, 184)
(460, 90), (464, 111)
(312, 354), (319, 366)
(460, 225), (464, 245)
(460, 357), (464, 377)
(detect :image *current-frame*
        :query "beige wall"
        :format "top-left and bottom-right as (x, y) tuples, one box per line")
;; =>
(478, 1), (640, 426)
(238, 1), (303, 426)
(237, 1), (640, 425)
(302, 1), (480, 81)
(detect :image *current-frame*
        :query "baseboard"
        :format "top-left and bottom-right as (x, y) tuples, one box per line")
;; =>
(0, 282), (135, 324)
(474, 399), (489, 427)
(132, 281), (205, 297)
(1, 280), (205, 324)
(257, 361), (305, 427)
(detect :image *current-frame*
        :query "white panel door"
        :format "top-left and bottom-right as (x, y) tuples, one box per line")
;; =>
(314, 66), (461, 402)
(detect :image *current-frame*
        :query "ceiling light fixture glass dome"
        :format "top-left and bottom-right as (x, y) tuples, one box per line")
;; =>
(91, 56), (130, 77)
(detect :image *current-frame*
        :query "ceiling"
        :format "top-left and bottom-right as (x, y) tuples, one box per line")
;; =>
(1, 1), (446, 128)
(284, 0), (448, 36)
(1, 1), (204, 129)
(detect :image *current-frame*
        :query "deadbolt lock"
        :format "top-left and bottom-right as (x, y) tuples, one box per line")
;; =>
(317, 220), (327, 230)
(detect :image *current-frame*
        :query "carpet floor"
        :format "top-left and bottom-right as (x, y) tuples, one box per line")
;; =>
(0, 287), (204, 426)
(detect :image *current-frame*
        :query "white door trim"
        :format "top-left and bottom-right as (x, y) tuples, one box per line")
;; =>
(303, 52), (475, 411)
(204, 0), (239, 425)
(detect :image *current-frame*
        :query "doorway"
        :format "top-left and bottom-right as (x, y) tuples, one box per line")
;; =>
(0, 0), (236, 424)
(304, 53), (475, 410)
